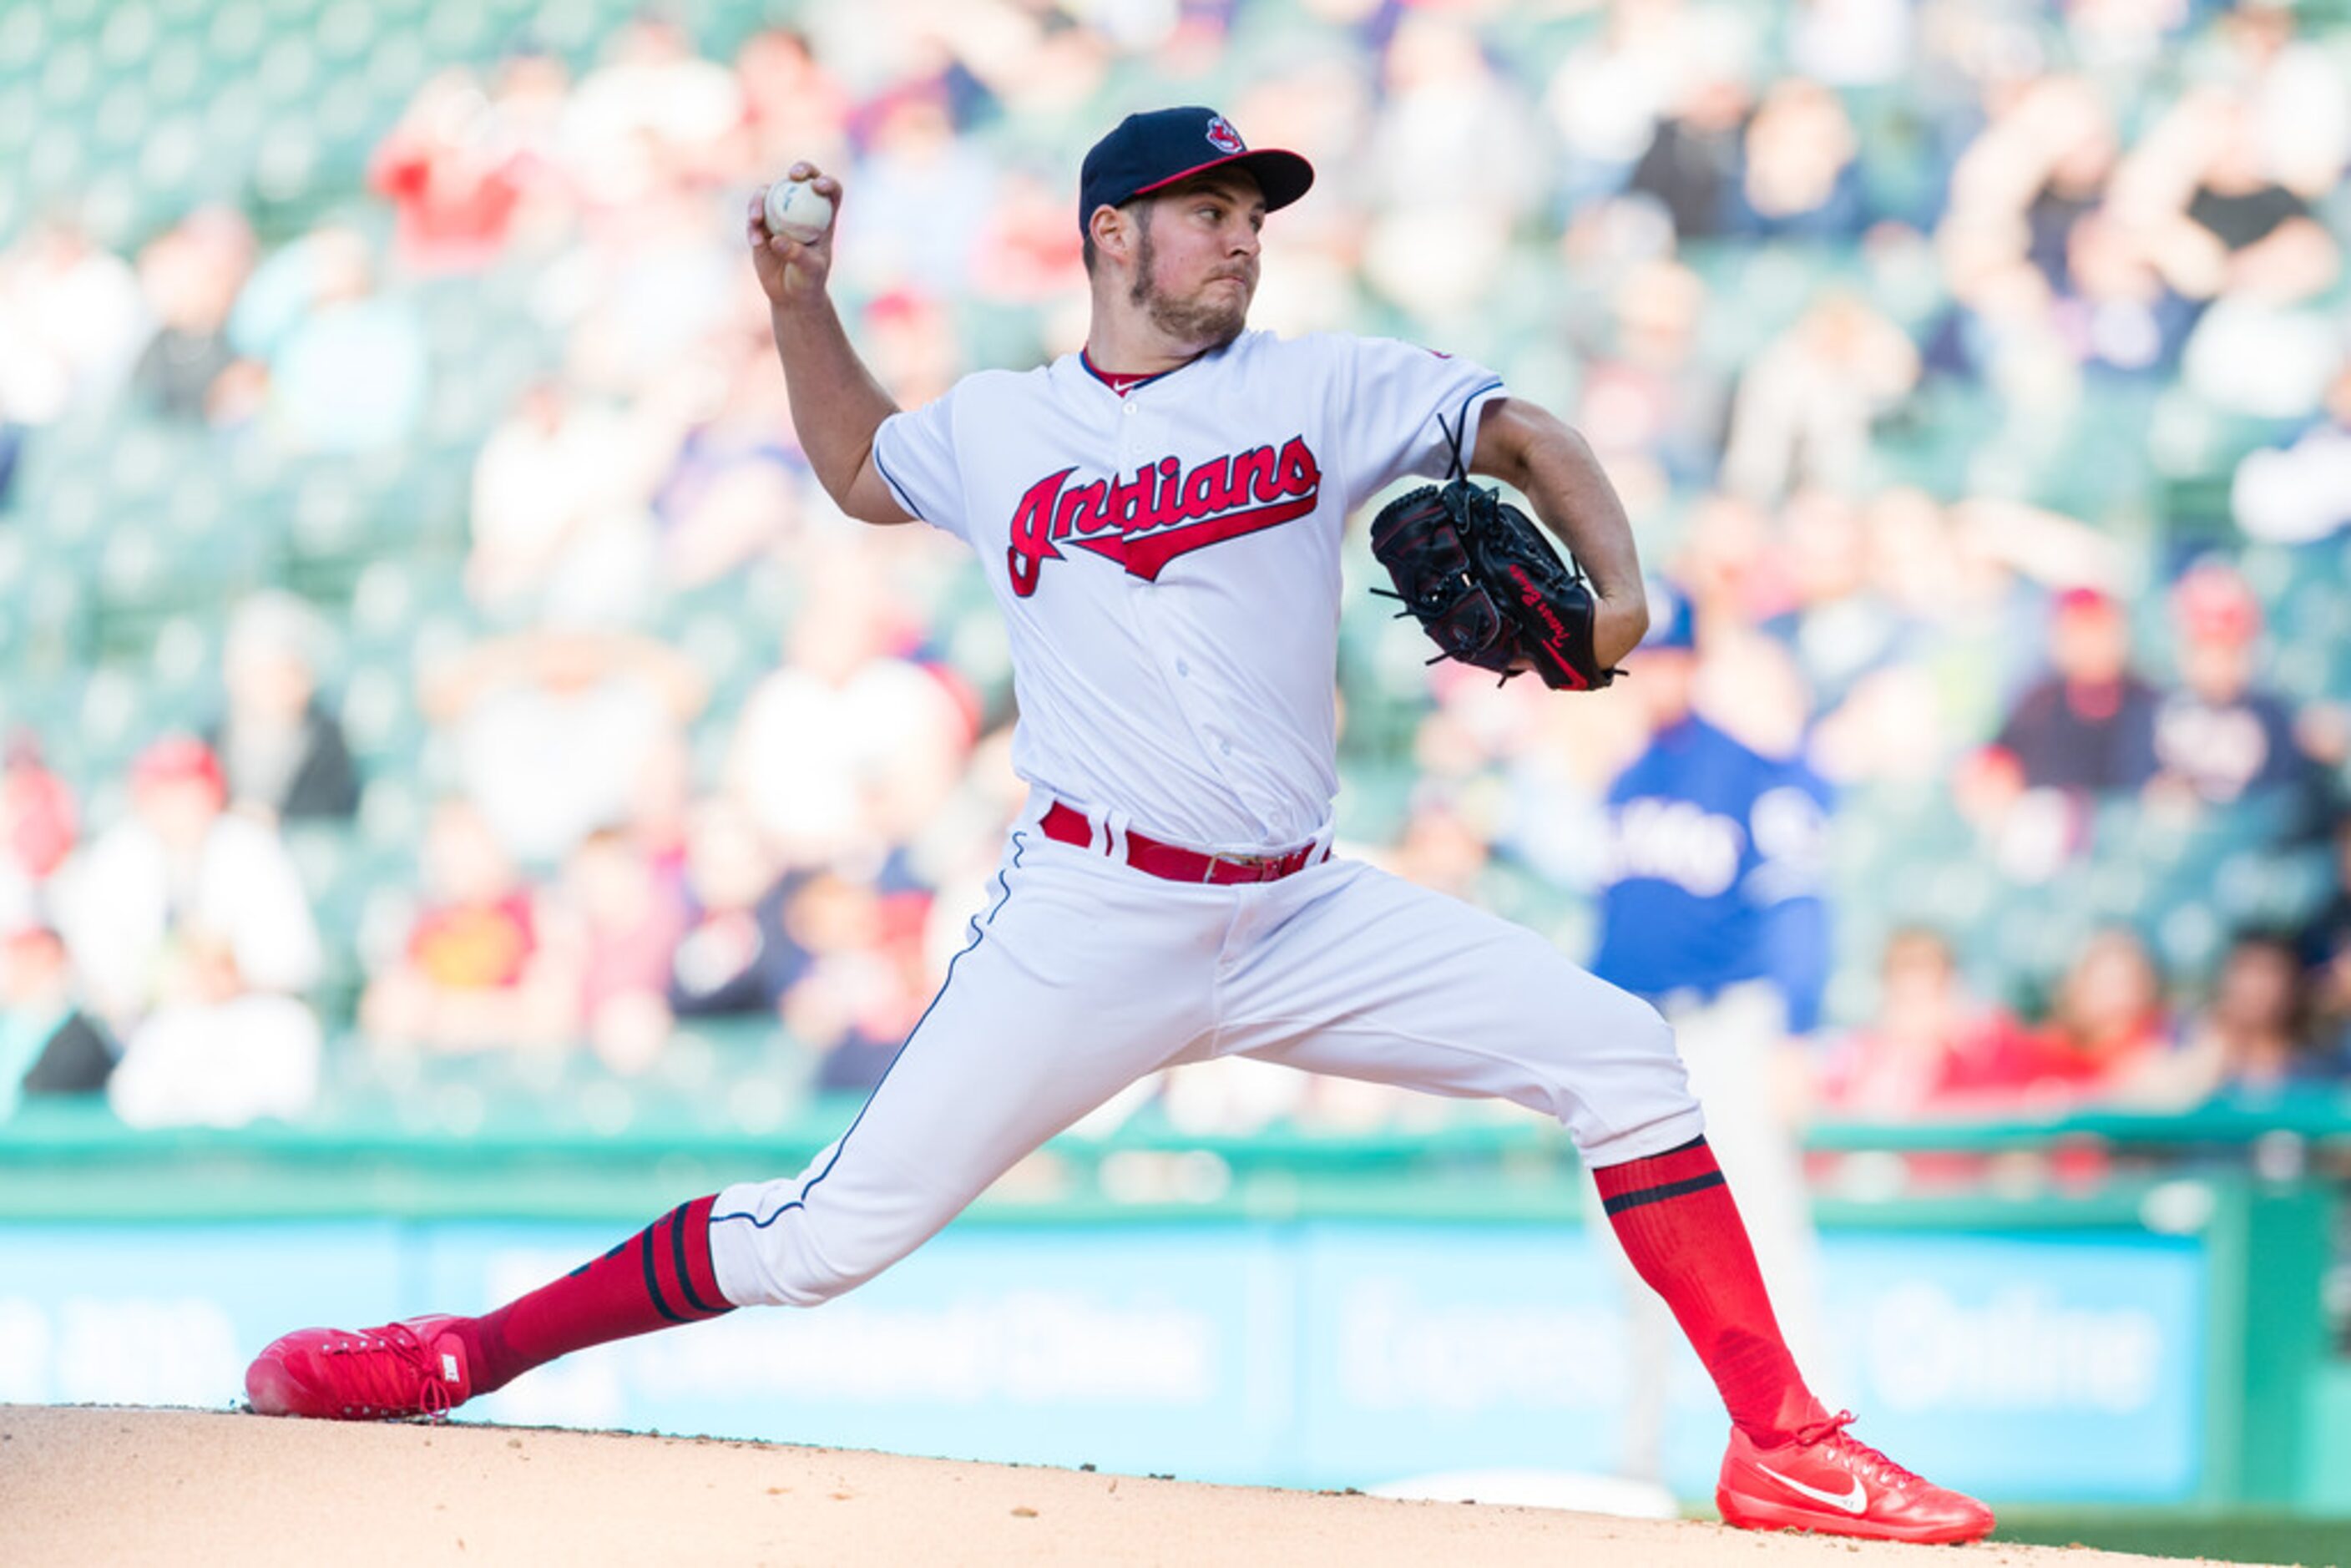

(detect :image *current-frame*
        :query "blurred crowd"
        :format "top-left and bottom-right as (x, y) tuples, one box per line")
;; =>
(3, 0), (2349, 1141)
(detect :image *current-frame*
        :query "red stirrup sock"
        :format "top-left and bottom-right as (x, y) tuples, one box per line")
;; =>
(1592, 1136), (1828, 1444)
(453, 1194), (733, 1395)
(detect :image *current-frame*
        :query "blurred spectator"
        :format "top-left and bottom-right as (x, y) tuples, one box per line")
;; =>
(626, 730), (695, 902)
(2118, 90), (2343, 417)
(53, 737), (321, 1037)
(226, 226), (428, 452)
(1789, 0), (1907, 87)
(556, 186), (742, 393)
(735, 28), (852, 181)
(130, 207), (256, 422)
(1543, 0), (1710, 209)
(371, 75), (516, 269)
(421, 630), (707, 869)
(1388, 792), (1496, 905)
(1720, 292), (1918, 503)
(2122, 91), (2339, 311)
(2232, 357), (2351, 544)
(0, 925), (116, 1120)
(2032, 927), (2178, 1104)
(1959, 588), (2161, 860)
(2303, 817), (2351, 1057)
(1824, 928), (2044, 1120)
(667, 800), (809, 1021)
(0, 731), (77, 930)
(0, 219), (149, 429)
(468, 378), (680, 623)
(369, 66), (559, 276)
(207, 593), (360, 822)
(862, 288), (963, 410)
(2166, 930), (2340, 1100)
(106, 928), (323, 1130)
(1627, 58), (1752, 243)
(842, 85), (995, 295)
(2210, 3), (2351, 204)
(726, 544), (973, 866)
(1572, 260), (1726, 490)
(544, 827), (688, 1074)
(1732, 78), (1864, 240)
(361, 798), (567, 1055)
(655, 333), (806, 588)
(791, 869), (932, 1095)
(1942, 76), (2117, 297)
(1359, 14), (1543, 320)
(2145, 559), (2323, 817)
(564, 16), (744, 212)
(50, 737), (324, 1128)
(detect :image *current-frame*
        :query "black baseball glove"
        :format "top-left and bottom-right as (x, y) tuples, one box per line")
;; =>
(1368, 478), (1619, 691)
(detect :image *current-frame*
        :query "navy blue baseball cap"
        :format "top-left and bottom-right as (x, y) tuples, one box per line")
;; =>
(1079, 107), (1314, 235)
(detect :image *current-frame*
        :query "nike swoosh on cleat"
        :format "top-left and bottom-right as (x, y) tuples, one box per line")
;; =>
(1754, 1463), (1868, 1515)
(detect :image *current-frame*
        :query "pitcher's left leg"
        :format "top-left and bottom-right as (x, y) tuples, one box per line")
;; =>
(1221, 860), (1992, 1544)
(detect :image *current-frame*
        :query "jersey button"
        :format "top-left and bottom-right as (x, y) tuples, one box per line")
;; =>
(1176, 658), (1191, 676)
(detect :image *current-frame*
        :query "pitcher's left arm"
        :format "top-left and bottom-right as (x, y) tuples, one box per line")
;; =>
(1470, 398), (1650, 669)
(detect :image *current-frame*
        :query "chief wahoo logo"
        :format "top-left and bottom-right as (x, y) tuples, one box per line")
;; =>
(1205, 115), (1245, 154)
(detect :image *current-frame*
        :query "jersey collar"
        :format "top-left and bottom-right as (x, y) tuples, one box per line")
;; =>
(1079, 347), (1183, 398)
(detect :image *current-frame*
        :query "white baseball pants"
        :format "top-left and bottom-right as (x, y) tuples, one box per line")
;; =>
(710, 805), (1703, 1309)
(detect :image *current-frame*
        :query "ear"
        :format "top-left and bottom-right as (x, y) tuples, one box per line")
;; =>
(1089, 203), (1136, 268)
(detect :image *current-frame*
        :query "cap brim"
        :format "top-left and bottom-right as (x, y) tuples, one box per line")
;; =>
(1130, 147), (1315, 212)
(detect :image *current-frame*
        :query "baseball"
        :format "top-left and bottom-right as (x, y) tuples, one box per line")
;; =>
(763, 176), (833, 245)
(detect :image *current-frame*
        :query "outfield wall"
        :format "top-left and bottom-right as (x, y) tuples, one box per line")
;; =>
(2, 1101), (2338, 1510)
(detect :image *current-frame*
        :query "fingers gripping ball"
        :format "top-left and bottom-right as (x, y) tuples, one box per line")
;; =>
(763, 176), (834, 245)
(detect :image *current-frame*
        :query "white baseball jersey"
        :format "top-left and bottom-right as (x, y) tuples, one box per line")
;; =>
(710, 328), (1701, 1317)
(870, 330), (1505, 852)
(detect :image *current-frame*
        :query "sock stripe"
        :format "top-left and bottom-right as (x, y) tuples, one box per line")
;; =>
(640, 1224), (685, 1325)
(1600, 1170), (1727, 1215)
(668, 1201), (729, 1318)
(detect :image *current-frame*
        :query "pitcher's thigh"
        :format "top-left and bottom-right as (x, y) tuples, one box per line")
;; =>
(1227, 863), (1701, 1162)
(710, 842), (1217, 1307)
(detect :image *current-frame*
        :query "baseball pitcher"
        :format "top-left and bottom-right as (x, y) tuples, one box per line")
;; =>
(246, 107), (1990, 1545)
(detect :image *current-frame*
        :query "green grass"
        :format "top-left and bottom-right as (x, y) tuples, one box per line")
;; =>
(1988, 1510), (2351, 1565)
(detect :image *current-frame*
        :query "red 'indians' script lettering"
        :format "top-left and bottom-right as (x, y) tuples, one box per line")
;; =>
(1004, 436), (1322, 597)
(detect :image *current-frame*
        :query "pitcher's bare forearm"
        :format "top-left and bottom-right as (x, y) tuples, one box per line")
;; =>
(769, 296), (902, 517)
(1471, 397), (1649, 665)
(746, 169), (911, 526)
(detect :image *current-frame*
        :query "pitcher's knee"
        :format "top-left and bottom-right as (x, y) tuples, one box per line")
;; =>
(1554, 988), (1705, 1161)
(771, 1228), (892, 1306)
(710, 1210), (909, 1308)
(706, 1172), (929, 1308)
(1620, 994), (1679, 1068)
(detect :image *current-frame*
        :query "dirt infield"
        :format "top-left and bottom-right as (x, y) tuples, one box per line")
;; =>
(0, 1406), (2264, 1566)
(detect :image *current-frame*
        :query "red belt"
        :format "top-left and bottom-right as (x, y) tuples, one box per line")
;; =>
(1039, 801), (1326, 885)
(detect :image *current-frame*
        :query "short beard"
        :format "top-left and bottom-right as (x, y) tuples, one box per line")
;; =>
(1127, 208), (1248, 350)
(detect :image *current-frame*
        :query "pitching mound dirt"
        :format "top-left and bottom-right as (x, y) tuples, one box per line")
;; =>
(0, 1406), (2256, 1566)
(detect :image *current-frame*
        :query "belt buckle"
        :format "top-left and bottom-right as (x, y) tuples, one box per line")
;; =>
(1205, 850), (1280, 884)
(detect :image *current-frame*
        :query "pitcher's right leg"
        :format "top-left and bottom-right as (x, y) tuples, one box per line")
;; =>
(710, 834), (1222, 1305)
(248, 830), (1222, 1418)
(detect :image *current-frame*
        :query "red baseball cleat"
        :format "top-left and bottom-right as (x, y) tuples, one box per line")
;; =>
(245, 1316), (475, 1421)
(1717, 1411), (1995, 1545)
